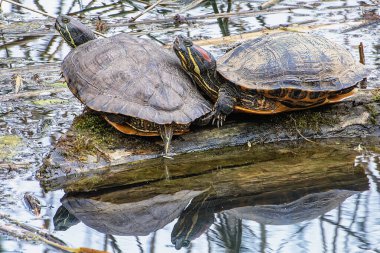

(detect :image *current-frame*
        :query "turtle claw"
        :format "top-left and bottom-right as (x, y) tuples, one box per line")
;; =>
(211, 111), (227, 128)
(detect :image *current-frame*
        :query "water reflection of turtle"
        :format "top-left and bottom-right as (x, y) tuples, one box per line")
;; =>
(170, 189), (360, 250)
(225, 189), (357, 225)
(55, 15), (211, 154)
(173, 33), (370, 126)
(171, 190), (215, 250)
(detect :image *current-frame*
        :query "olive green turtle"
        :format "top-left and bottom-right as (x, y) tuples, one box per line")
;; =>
(55, 15), (211, 154)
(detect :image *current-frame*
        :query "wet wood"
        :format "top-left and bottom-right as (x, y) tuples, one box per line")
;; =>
(38, 88), (379, 189)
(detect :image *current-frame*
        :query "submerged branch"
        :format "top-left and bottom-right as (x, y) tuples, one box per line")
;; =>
(188, 20), (362, 46)
(0, 212), (108, 253)
(129, 0), (165, 22)
(0, 88), (67, 102)
(1, 0), (106, 38)
(259, 0), (284, 10)
(107, 7), (297, 27)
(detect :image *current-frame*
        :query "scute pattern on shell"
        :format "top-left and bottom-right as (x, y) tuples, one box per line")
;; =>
(217, 32), (369, 91)
(62, 34), (211, 125)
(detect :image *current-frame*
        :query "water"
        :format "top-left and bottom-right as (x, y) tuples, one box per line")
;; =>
(0, 0), (380, 252)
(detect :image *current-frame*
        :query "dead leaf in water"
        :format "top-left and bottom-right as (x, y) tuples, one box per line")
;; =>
(95, 17), (109, 33)
(23, 192), (41, 217)
(12, 74), (23, 94)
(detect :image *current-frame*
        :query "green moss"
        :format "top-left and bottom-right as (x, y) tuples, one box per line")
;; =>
(372, 89), (380, 103)
(32, 99), (67, 106)
(0, 135), (22, 160)
(365, 104), (378, 124)
(284, 110), (340, 133)
(65, 175), (104, 192)
(60, 134), (99, 161)
(48, 82), (67, 88)
(72, 113), (122, 146)
(59, 113), (126, 161)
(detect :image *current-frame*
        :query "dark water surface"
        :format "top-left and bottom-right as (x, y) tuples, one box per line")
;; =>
(1, 0), (380, 252)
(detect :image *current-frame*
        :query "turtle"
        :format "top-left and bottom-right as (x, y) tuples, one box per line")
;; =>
(55, 15), (212, 155)
(173, 32), (370, 126)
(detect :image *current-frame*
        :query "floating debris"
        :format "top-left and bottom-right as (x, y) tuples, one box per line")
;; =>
(23, 192), (42, 217)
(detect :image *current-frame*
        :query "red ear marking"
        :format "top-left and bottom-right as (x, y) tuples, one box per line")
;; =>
(194, 46), (212, 62)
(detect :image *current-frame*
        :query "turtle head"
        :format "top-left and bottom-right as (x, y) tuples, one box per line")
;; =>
(55, 15), (97, 48)
(173, 35), (216, 77)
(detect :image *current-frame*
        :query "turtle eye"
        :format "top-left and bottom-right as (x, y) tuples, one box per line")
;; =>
(62, 17), (70, 23)
(184, 39), (193, 47)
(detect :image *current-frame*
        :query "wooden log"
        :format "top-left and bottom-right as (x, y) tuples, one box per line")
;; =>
(38, 89), (380, 187)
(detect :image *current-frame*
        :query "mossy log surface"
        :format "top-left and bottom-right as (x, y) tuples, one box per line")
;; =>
(38, 89), (380, 187)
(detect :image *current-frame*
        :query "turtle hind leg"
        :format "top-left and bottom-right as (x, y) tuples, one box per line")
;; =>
(159, 124), (174, 156)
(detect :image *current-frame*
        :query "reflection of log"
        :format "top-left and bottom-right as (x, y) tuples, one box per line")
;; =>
(39, 90), (380, 184)
(54, 142), (368, 236)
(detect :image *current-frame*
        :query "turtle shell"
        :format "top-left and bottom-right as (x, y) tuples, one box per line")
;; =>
(62, 34), (211, 125)
(217, 32), (369, 93)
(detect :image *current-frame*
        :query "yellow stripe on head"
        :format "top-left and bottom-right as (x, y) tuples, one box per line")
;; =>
(187, 47), (200, 75)
(65, 24), (77, 48)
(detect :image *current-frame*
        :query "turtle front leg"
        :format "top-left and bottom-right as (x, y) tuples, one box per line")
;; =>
(159, 124), (174, 156)
(212, 83), (238, 127)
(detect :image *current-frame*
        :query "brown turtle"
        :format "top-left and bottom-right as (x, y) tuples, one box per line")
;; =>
(173, 32), (370, 126)
(56, 15), (211, 154)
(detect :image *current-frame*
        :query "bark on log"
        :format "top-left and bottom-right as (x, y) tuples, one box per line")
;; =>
(38, 89), (380, 188)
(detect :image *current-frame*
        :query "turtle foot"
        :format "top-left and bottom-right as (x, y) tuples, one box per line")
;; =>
(211, 110), (227, 128)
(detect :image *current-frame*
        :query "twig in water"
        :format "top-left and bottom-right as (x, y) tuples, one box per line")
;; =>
(129, 0), (165, 22)
(359, 42), (365, 65)
(341, 19), (380, 33)
(289, 115), (317, 144)
(108, 7), (296, 27)
(358, 42), (367, 89)
(368, 0), (380, 4)
(259, 0), (284, 10)
(185, 20), (362, 47)
(0, 163), (29, 169)
(2, 0), (106, 38)
(178, 0), (205, 13)
(0, 88), (67, 102)
(0, 212), (109, 252)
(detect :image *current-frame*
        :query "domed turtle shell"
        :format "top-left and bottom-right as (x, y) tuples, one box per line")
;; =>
(217, 32), (369, 93)
(62, 33), (211, 125)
